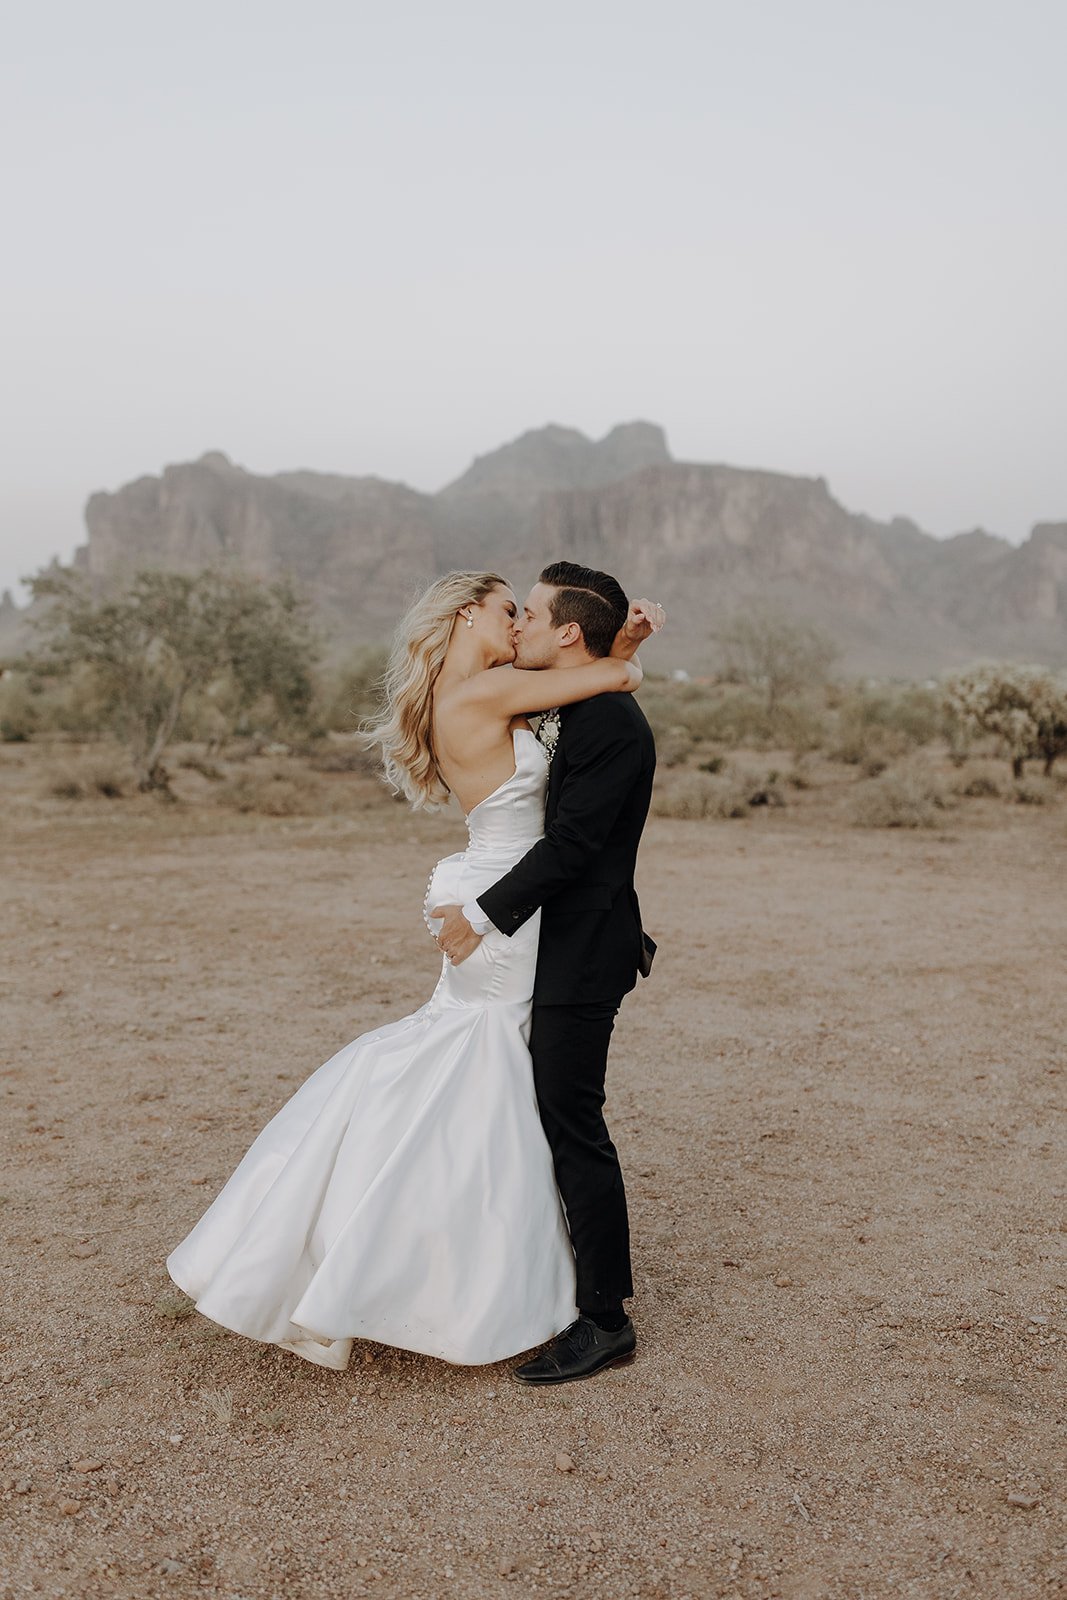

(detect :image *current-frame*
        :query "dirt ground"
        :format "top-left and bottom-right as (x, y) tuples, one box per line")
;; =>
(1, 741), (1064, 1600)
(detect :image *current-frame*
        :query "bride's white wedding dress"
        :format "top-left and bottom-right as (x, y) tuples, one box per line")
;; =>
(167, 728), (577, 1369)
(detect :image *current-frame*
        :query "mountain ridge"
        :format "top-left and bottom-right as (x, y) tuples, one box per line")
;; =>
(3, 424), (1064, 676)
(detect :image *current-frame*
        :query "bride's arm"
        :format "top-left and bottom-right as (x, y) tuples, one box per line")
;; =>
(458, 600), (664, 718)
(610, 598), (666, 661)
(464, 654), (642, 719)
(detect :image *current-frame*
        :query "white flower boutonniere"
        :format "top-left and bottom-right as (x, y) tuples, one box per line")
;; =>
(534, 707), (561, 765)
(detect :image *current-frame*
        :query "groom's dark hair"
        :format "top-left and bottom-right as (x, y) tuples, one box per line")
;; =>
(539, 561), (629, 659)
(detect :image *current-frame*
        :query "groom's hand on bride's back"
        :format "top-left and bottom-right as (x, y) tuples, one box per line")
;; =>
(431, 905), (483, 965)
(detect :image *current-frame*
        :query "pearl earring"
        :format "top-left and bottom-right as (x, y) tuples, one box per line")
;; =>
(465, 614), (474, 628)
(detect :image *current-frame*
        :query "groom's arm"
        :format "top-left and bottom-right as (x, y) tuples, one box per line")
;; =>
(477, 698), (644, 937)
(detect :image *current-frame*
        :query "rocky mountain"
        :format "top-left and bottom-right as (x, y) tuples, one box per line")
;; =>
(3, 424), (1064, 676)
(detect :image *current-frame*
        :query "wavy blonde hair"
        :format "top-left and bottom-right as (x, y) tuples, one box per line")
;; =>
(361, 571), (510, 809)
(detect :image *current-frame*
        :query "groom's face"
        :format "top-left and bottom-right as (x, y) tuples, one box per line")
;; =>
(513, 583), (564, 670)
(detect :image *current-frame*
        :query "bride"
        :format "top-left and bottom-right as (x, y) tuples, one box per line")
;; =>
(166, 570), (647, 1369)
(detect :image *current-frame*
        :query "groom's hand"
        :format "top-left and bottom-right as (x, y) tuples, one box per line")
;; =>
(430, 905), (483, 966)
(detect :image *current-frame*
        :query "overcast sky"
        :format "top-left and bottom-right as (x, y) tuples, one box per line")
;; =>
(2, 0), (1064, 601)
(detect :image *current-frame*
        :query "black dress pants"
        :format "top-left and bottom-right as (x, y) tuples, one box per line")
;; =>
(529, 1000), (633, 1311)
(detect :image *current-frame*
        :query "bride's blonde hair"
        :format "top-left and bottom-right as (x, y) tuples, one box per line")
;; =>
(361, 571), (510, 809)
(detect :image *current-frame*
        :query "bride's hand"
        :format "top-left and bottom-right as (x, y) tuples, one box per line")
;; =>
(611, 599), (665, 659)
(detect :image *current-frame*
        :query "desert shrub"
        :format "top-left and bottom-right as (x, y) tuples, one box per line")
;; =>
(832, 724), (899, 767)
(305, 739), (377, 774)
(770, 697), (830, 755)
(49, 773), (86, 799)
(746, 778), (786, 808)
(178, 754), (224, 780)
(860, 754), (890, 778)
(45, 754), (133, 800)
(943, 662), (1067, 777)
(642, 679), (828, 754)
(715, 603), (839, 710)
(1013, 779), (1052, 806)
(656, 725), (694, 768)
(154, 1290), (194, 1321)
(0, 671), (38, 740)
(688, 689), (770, 744)
(832, 683), (943, 770)
(849, 766), (950, 829)
(28, 567), (318, 791)
(313, 646), (389, 734)
(956, 772), (1003, 799)
(698, 754), (727, 774)
(0, 662), (113, 739)
(842, 682), (942, 742)
(201, 1387), (234, 1426)
(652, 771), (751, 820)
(216, 766), (320, 816)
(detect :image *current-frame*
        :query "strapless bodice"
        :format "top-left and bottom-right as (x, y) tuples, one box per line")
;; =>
(420, 729), (547, 1010)
(463, 727), (547, 860)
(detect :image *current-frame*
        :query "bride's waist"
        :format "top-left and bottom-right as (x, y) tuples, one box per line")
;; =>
(462, 842), (541, 872)
(430, 838), (541, 879)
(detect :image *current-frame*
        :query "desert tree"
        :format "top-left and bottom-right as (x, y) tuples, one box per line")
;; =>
(942, 661), (1067, 778)
(314, 645), (389, 734)
(28, 567), (317, 790)
(715, 602), (840, 711)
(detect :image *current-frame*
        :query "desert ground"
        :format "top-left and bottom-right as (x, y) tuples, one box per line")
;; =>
(1, 739), (1063, 1600)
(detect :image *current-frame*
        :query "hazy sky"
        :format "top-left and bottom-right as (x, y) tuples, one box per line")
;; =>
(3, 0), (1064, 600)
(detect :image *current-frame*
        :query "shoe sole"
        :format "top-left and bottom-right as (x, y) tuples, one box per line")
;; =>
(511, 1347), (637, 1387)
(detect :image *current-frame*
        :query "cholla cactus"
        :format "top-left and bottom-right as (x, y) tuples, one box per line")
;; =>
(943, 662), (1067, 777)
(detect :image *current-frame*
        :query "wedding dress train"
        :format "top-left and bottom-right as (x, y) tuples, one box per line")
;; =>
(167, 728), (578, 1368)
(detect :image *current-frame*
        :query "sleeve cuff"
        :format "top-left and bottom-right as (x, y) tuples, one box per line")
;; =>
(462, 900), (494, 936)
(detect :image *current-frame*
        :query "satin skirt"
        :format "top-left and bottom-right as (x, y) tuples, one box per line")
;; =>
(166, 847), (578, 1368)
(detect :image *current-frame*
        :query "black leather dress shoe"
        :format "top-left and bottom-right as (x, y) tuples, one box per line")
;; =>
(512, 1316), (637, 1386)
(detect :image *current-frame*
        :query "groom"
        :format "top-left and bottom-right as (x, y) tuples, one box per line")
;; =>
(434, 561), (659, 1384)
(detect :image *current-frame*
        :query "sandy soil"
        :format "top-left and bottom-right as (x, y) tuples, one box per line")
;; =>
(1, 742), (1063, 1600)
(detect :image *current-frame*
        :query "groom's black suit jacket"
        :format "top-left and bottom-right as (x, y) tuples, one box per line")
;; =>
(478, 693), (657, 1005)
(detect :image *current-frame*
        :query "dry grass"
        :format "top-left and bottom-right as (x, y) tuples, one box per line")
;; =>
(651, 770), (752, 820)
(154, 1290), (195, 1321)
(256, 1406), (289, 1432)
(848, 764), (951, 828)
(305, 740), (376, 774)
(1013, 778), (1054, 805)
(43, 750), (134, 800)
(956, 771), (1005, 798)
(177, 754), (224, 781)
(200, 1386), (235, 1426)
(215, 766), (324, 816)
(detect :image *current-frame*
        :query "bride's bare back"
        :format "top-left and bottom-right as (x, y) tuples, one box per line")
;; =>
(432, 703), (533, 817)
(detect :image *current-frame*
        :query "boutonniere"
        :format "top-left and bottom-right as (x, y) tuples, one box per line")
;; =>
(534, 707), (561, 764)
